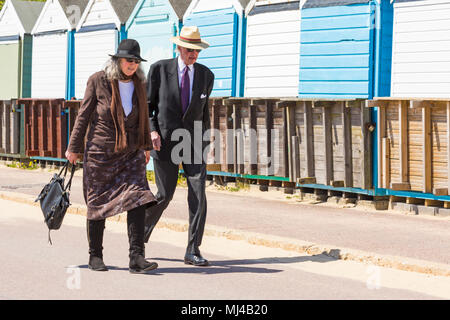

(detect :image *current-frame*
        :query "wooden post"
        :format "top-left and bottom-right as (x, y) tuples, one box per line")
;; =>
(323, 104), (332, 185)
(447, 102), (450, 194)
(22, 101), (28, 154)
(343, 101), (353, 187)
(211, 100), (221, 167)
(31, 100), (39, 156)
(292, 136), (300, 182)
(266, 100), (274, 176)
(249, 102), (257, 175)
(304, 101), (314, 178)
(361, 101), (372, 189)
(286, 104), (296, 182)
(282, 106), (289, 178)
(383, 137), (390, 189)
(47, 100), (56, 157)
(226, 103), (233, 172)
(377, 105), (386, 188)
(0, 101), (4, 153)
(423, 106), (432, 194)
(232, 102), (244, 174)
(4, 102), (10, 154)
(38, 101), (44, 156)
(399, 100), (408, 183)
(57, 100), (67, 159)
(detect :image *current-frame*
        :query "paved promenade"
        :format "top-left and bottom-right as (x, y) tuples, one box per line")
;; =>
(0, 165), (450, 279)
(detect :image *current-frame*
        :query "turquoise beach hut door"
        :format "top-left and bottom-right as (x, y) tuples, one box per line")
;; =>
(183, 0), (249, 98)
(126, 0), (190, 75)
(299, 0), (393, 99)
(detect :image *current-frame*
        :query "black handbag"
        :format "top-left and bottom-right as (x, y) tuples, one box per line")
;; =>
(35, 161), (76, 244)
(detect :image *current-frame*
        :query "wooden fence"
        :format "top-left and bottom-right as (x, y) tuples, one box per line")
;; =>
(18, 99), (67, 159)
(278, 99), (372, 190)
(208, 98), (373, 191)
(0, 100), (20, 155)
(1, 97), (374, 194)
(209, 98), (287, 178)
(367, 98), (450, 196)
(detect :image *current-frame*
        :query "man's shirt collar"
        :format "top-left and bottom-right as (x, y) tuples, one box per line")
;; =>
(178, 56), (193, 72)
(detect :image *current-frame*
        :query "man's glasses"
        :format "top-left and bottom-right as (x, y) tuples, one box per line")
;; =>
(125, 58), (141, 64)
(186, 48), (202, 53)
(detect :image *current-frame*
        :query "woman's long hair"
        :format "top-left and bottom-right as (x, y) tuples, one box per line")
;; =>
(103, 57), (146, 82)
(104, 56), (152, 152)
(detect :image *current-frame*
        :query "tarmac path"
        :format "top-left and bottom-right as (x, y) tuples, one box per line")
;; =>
(1, 198), (450, 300)
(1, 165), (450, 300)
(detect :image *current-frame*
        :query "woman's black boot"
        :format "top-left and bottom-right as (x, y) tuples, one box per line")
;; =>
(128, 206), (158, 274)
(87, 219), (108, 271)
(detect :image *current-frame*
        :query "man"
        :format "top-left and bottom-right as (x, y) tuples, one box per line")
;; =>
(144, 26), (214, 266)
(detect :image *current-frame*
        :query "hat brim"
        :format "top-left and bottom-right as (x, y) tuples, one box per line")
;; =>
(109, 54), (147, 62)
(171, 36), (210, 50)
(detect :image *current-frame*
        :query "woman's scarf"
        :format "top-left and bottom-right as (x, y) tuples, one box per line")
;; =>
(110, 74), (152, 153)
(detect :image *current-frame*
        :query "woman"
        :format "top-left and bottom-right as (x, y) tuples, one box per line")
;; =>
(66, 39), (157, 274)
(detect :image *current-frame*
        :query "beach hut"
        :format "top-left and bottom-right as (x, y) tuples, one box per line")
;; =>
(299, 0), (394, 99)
(244, 0), (301, 98)
(74, 0), (138, 99)
(183, 0), (250, 97)
(31, 0), (88, 99)
(391, 0), (450, 98)
(0, 0), (44, 100)
(126, 0), (190, 75)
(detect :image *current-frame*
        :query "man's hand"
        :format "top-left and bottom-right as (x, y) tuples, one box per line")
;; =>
(151, 131), (161, 151)
(145, 150), (150, 164)
(65, 150), (79, 164)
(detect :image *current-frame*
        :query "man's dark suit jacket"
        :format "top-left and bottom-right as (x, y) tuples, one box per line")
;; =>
(147, 57), (215, 163)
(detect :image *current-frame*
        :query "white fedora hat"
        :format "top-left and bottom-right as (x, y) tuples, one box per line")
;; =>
(171, 26), (210, 50)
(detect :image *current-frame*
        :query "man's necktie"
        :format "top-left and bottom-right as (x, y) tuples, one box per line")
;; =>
(181, 66), (190, 114)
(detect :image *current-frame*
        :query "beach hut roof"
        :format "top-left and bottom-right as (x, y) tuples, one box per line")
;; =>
(168, 0), (191, 20)
(245, 0), (302, 16)
(185, 0), (250, 20)
(77, 0), (138, 30)
(2, 0), (45, 35)
(238, 0), (253, 9)
(393, 0), (424, 3)
(59, 0), (90, 28)
(32, 0), (89, 33)
(302, 0), (370, 8)
(126, 0), (188, 30)
(109, 0), (139, 24)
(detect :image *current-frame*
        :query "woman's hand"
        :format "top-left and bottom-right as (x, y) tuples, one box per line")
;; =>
(145, 150), (150, 164)
(151, 131), (161, 151)
(65, 150), (79, 165)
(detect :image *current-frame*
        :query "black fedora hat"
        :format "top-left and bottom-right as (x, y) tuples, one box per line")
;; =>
(110, 39), (147, 62)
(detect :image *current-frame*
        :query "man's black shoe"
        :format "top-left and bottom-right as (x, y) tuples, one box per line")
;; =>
(184, 254), (209, 266)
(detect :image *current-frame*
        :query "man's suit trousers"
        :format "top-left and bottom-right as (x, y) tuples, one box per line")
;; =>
(144, 159), (207, 255)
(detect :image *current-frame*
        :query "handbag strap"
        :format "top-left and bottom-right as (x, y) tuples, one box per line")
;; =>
(57, 161), (69, 177)
(64, 162), (76, 192)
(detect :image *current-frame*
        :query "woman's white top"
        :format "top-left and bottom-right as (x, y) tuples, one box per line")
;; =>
(119, 80), (135, 117)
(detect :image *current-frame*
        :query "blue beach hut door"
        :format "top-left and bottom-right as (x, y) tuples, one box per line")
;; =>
(183, 0), (246, 97)
(126, 0), (181, 75)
